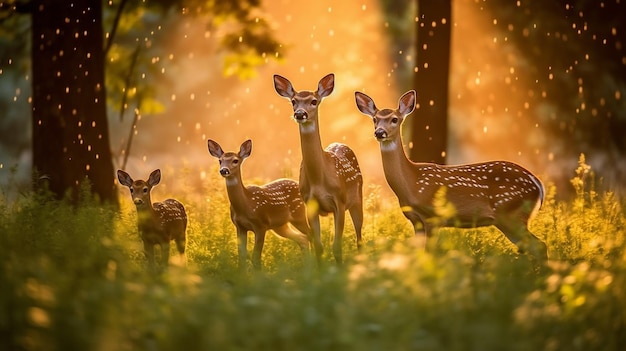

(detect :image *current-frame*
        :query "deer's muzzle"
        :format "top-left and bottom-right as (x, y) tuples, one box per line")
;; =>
(294, 110), (308, 121)
(220, 168), (231, 177)
(375, 128), (388, 140)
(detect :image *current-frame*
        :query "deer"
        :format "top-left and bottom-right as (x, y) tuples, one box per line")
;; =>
(208, 139), (312, 271)
(273, 73), (364, 265)
(117, 169), (187, 272)
(354, 90), (548, 260)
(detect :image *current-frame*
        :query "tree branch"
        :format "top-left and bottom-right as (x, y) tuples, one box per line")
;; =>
(103, 0), (128, 56)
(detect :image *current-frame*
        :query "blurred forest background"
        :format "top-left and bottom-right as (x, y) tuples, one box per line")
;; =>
(0, 0), (624, 202)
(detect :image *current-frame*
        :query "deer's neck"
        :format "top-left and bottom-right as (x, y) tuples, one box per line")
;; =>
(298, 119), (326, 181)
(224, 175), (251, 212)
(379, 138), (422, 198)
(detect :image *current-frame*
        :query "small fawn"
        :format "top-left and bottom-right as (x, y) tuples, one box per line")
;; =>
(208, 139), (312, 271)
(355, 90), (548, 260)
(117, 169), (187, 272)
(274, 73), (364, 265)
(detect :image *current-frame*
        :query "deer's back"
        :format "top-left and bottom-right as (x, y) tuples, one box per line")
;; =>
(238, 179), (305, 228)
(326, 143), (362, 185)
(395, 161), (542, 228)
(258, 179), (305, 212)
(440, 162), (542, 207)
(410, 161), (543, 214)
(153, 199), (187, 241)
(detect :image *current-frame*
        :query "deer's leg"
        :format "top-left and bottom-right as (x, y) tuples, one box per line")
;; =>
(274, 224), (310, 253)
(236, 227), (248, 271)
(307, 205), (324, 265)
(160, 241), (171, 270)
(168, 223), (187, 266)
(348, 203), (364, 252)
(292, 218), (313, 249)
(143, 241), (156, 273)
(174, 237), (187, 266)
(174, 223), (187, 254)
(411, 217), (429, 251)
(495, 217), (548, 261)
(524, 231), (548, 261)
(332, 205), (346, 265)
(251, 230), (267, 270)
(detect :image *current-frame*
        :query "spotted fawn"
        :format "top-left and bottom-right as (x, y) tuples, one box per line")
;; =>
(117, 169), (187, 272)
(208, 139), (311, 271)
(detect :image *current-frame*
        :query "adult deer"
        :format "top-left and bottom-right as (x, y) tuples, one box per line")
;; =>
(208, 139), (312, 270)
(355, 90), (548, 260)
(117, 169), (187, 272)
(274, 73), (363, 265)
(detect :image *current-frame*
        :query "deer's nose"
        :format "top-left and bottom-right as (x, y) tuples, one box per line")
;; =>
(219, 168), (230, 176)
(294, 109), (308, 121)
(133, 198), (144, 205)
(374, 128), (387, 139)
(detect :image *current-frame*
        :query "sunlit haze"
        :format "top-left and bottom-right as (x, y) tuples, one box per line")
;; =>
(2, 0), (618, 197)
(109, 0), (400, 198)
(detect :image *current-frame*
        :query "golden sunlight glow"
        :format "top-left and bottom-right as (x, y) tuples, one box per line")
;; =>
(107, 0), (556, 198)
(449, 0), (543, 168)
(110, 0), (399, 197)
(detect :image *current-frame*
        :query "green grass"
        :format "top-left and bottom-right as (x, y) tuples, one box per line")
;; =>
(1, 157), (625, 350)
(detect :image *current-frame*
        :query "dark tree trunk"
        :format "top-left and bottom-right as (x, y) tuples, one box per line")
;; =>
(31, 0), (116, 203)
(410, 0), (451, 164)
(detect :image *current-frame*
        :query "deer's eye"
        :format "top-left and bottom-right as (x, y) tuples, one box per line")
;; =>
(143, 187), (148, 193)
(291, 99), (296, 107)
(129, 188), (134, 194)
(311, 99), (318, 106)
(372, 117), (377, 124)
(391, 117), (399, 124)
(233, 159), (239, 165)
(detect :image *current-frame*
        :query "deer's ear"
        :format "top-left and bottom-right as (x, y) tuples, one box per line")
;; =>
(207, 139), (223, 158)
(239, 139), (252, 159)
(273, 74), (295, 98)
(148, 169), (161, 187)
(317, 73), (335, 98)
(354, 91), (378, 117)
(398, 90), (416, 116)
(117, 170), (133, 187)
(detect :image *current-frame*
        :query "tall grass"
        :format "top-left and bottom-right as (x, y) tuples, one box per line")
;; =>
(0, 157), (624, 350)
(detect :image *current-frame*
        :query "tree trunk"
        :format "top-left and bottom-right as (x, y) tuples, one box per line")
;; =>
(31, 0), (116, 203)
(410, 0), (451, 164)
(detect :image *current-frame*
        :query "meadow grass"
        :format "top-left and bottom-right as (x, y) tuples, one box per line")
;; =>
(0, 157), (625, 351)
